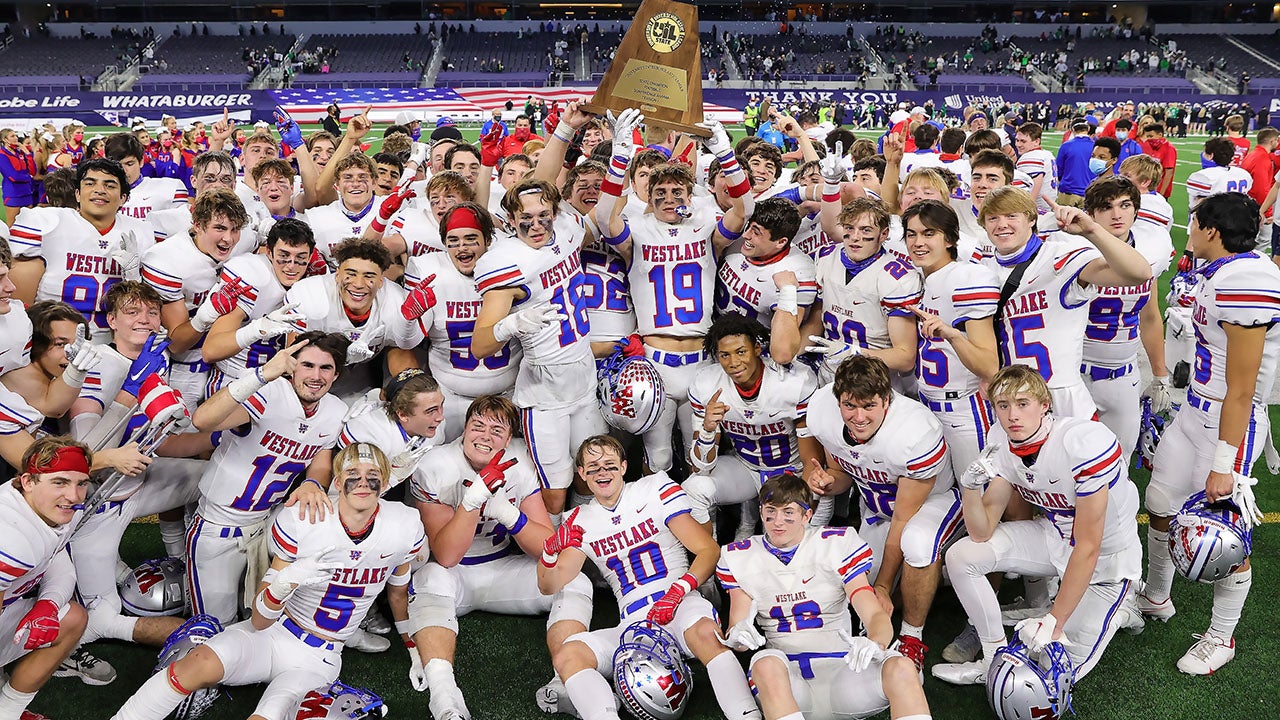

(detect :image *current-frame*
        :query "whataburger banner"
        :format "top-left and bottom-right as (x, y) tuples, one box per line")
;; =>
(0, 86), (1273, 127)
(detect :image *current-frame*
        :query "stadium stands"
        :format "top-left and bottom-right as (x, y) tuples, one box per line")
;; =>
(149, 34), (294, 77)
(290, 33), (433, 87)
(0, 36), (142, 89)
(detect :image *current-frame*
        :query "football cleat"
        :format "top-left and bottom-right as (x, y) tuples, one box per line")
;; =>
(942, 625), (981, 664)
(345, 628), (391, 654)
(535, 677), (579, 717)
(1136, 592), (1176, 622)
(931, 659), (987, 686)
(1177, 632), (1235, 675)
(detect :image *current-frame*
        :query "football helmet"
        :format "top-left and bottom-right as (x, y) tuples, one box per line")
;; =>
(1169, 491), (1253, 583)
(119, 557), (186, 616)
(986, 637), (1074, 720)
(597, 351), (666, 435)
(1135, 398), (1172, 471)
(156, 614), (224, 720)
(290, 681), (386, 719)
(613, 621), (691, 720)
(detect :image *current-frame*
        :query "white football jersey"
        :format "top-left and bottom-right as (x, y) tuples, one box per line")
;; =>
(9, 208), (155, 337)
(405, 253), (520, 397)
(0, 481), (78, 606)
(806, 387), (953, 522)
(985, 417), (1140, 580)
(581, 243), (636, 343)
(1186, 165), (1251, 211)
(196, 377), (345, 525)
(813, 249), (922, 352)
(147, 205), (259, 256)
(898, 150), (947, 183)
(0, 383), (42, 437)
(716, 525), (873, 653)
(338, 397), (443, 458)
(119, 176), (188, 221)
(1189, 252), (1280, 403)
(408, 439), (541, 563)
(212, 254), (289, 380)
(792, 213), (833, 261)
(141, 232), (221, 364)
(388, 208), (445, 259)
(268, 499), (425, 642)
(575, 472), (695, 620)
(1081, 226), (1174, 366)
(979, 237), (1100, 388)
(626, 204), (719, 338)
(234, 181), (271, 227)
(0, 302), (32, 377)
(916, 261), (1000, 399)
(285, 276), (424, 358)
(304, 200), (379, 267)
(1136, 192), (1174, 233)
(1015, 149), (1058, 212)
(715, 247), (817, 328)
(688, 359), (816, 476)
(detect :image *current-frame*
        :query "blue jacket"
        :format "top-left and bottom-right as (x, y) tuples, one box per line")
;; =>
(1056, 135), (1094, 195)
(0, 147), (36, 207)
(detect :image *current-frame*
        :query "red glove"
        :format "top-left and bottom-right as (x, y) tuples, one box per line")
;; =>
(647, 573), (697, 625)
(618, 333), (645, 358)
(401, 274), (438, 320)
(477, 450), (518, 492)
(480, 126), (505, 167)
(138, 374), (190, 427)
(307, 248), (329, 277)
(210, 276), (250, 315)
(15, 599), (60, 650)
(1177, 251), (1193, 273)
(541, 507), (583, 565)
(371, 182), (416, 234)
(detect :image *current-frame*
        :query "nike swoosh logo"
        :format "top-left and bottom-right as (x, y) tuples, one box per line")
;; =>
(801, 576), (814, 584)
(380, 553), (394, 559)
(319, 433), (330, 438)
(636, 504), (648, 513)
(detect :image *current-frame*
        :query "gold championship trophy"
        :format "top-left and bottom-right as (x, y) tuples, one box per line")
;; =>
(582, 0), (711, 139)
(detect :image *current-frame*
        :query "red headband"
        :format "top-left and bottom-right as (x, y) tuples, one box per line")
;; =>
(26, 446), (90, 476)
(444, 206), (483, 235)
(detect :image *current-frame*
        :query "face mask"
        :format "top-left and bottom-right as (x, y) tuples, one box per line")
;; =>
(1088, 157), (1108, 176)
(162, 139), (174, 148)
(73, 132), (84, 142)
(410, 127), (421, 141)
(514, 128), (530, 141)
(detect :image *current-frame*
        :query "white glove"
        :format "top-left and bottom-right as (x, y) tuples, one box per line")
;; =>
(1265, 437), (1280, 475)
(1142, 376), (1172, 414)
(389, 435), (433, 484)
(241, 302), (304, 343)
(111, 230), (142, 282)
(1231, 472), (1264, 529)
(481, 487), (522, 529)
(190, 298), (223, 334)
(819, 141), (845, 182)
(493, 304), (562, 343)
(959, 444), (1002, 490)
(347, 323), (385, 364)
(343, 389), (384, 423)
(608, 108), (643, 159)
(61, 327), (102, 387)
(697, 118), (732, 157)
(268, 545), (347, 600)
(719, 600), (765, 651)
(1014, 613), (1057, 654)
(461, 476), (494, 513)
(407, 643), (427, 691)
(804, 334), (857, 369)
(837, 629), (885, 673)
(409, 141), (429, 167)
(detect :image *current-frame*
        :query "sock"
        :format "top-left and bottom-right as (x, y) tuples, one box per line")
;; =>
(87, 605), (140, 643)
(159, 521), (187, 560)
(109, 669), (187, 720)
(1143, 527), (1174, 602)
(705, 651), (762, 720)
(1023, 576), (1049, 607)
(900, 621), (924, 640)
(0, 682), (36, 720)
(564, 670), (620, 720)
(424, 658), (459, 695)
(1209, 568), (1252, 640)
(980, 638), (1006, 663)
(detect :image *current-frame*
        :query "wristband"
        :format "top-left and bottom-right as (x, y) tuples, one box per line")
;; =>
(602, 224), (631, 247)
(716, 217), (743, 241)
(822, 180), (842, 204)
(1211, 440), (1239, 475)
(673, 572), (698, 594)
(726, 177), (752, 199)
(540, 551), (559, 567)
(776, 284), (799, 315)
(696, 426), (717, 444)
(553, 123), (575, 144)
(255, 589), (283, 620)
(849, 584), (874, 598)
(369, 216), (388, 235)
(405, 639), (416, 650)
(601, 178), (624, 196)
(394, 619), (414, 636)
(228, 372), (266, 403)
(301, 478), (324, 492)
(508, 512), (528, 535)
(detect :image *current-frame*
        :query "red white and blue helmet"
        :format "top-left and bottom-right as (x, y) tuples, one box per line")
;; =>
(1135, 397), (1172, 471)
(155, 614), (224, 719)
(613, 620), (692, 720)
(1169, 491), (1253, 583)
(986, 637), (1074, 720)
(597, 351), (666, 435)
(119, 557), (187, 617)
(290, 680), (386, 719)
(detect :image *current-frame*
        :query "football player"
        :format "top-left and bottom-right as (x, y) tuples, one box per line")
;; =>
(338, 368), (445, 493)
(1013, 122), (1058, 215)
(104, 133), (187, 221)
(111, 443), (424, 720)
(305, 154), (380, 267)
(148, 152), (256, 252)
(932, 365), (1144, 686)
(1185, 138), (1252, 215)
(0, 301), (89, 421)
(538, 435), (762, 720)
(380, 172), (475, 260)
(0, 438), (93, 720)
(802, 355), (959, 670)
(1141, 192), (1280, 674)
(718, 473), (932, 720)
(406, 396), (592, 720)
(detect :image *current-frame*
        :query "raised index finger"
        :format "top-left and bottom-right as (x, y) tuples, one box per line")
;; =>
(284, 338), (311, 355)
(708, 388), (723, 405)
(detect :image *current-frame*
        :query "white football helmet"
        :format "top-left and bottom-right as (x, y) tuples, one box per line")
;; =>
(1169, 491), (1253, 583)
(613, 621), (692, 720)
(986, 638), (1074, 720)
(290, 681), (386, 719)
(597, 352), (666, 435)
(155, 614), (224, 720)
(119, 557), (187, 616)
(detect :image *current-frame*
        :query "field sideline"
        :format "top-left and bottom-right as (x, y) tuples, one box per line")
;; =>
(34, 125), (1280, 719)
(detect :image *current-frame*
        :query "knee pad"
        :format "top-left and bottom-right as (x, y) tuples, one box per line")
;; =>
(407, 564), (462, 635)
(548, 573), (594, 629)
(944, 537), (996, 580)
(1143, 480), (1182, 520)
(681, 474), (716, 524)
(747, 648), (791, 683)
(900, 522), (942, 569)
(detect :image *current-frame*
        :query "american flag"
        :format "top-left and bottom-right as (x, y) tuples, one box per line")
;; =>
(273, 87), (480, 123)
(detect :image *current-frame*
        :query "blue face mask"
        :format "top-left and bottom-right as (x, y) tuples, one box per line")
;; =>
(1088, 157), (1108, 176)
(411, 127), (422, 141)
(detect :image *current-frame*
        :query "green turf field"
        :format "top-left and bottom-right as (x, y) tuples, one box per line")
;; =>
(33, 126), (1280, 719)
